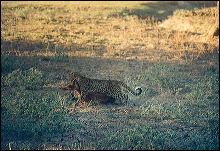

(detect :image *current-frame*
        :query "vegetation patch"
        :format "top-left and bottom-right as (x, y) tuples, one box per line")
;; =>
(107, 64), (219, 150)
(1, 90), (80, 149)
(2, 68), (44, 90)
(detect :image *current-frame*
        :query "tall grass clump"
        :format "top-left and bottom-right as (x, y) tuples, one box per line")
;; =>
(52, 46), (70, 62)
(14, 6), (30, 20)
(2, 68), (44, 90)
(1, 54), (32, 73)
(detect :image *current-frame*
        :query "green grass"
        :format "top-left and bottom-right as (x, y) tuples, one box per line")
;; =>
(1, 90), (80, 149)
(97, 123), (218, 150)
(1, 62), (81, 149)
(1, 57), (219, 150)
(96, 125), (161, 150)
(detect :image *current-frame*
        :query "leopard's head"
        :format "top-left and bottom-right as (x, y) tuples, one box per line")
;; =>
(62, 73), (81, 92)
(69, 72), (82, 92)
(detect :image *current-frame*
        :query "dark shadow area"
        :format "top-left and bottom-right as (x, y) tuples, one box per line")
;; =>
(2, 51), (219, 149)
(109, 1), (218, 20)
(1, 38), (108, 58)
(1, 39), (48, 52)
(2, 43), (219, 149)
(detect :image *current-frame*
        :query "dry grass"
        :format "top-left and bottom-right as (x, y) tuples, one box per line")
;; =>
(1, 1), (218, 61)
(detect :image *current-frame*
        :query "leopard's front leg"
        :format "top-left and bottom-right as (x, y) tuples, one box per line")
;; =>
(74, 91), (88, 106)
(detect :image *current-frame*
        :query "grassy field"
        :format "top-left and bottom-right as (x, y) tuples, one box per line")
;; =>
(1, 1), (219, 150)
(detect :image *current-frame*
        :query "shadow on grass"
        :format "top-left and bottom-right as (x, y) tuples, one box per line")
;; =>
(1, 37), (109, 59)
(109, 1), (217, 20)
(1, 49), (219, 150)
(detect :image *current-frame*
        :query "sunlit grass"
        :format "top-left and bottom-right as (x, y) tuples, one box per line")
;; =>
(2, 1), (217, 61)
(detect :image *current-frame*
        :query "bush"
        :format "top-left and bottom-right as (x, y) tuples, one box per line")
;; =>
(1, 54), (31, 74)
(3, 68), (44, 90)
(1, 55), (18, 73)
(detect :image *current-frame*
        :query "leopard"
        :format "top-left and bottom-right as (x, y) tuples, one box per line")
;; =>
(67, 72), (142, 104)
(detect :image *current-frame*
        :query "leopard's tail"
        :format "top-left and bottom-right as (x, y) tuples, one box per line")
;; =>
(121, 83), (142, 96)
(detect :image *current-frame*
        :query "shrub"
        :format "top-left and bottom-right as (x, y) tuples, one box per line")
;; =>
(1, 54), (32, 73)
(3, 68), (44, 90)
(1, 55), (18, 73)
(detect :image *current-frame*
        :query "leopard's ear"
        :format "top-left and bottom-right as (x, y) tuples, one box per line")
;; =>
(70, 72), (74, 82)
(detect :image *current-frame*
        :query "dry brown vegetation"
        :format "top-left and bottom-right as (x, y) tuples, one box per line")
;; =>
(1, 1), (219, 150)
(1, 1), (218, 61)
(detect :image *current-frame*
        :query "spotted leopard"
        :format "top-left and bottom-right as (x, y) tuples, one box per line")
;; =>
(69, 72), (142, 103)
